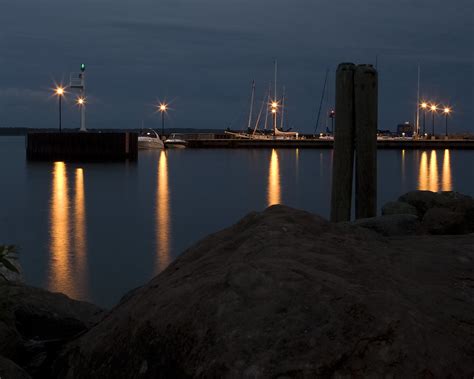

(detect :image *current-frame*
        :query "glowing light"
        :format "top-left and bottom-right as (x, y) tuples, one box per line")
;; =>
(267, 149), (281, 206)
(271, 109), (277, 114)
(421, 102), (428, 109)
(55, 86), (65, 96)
(77, 97), (86, 106)
(430, 104), (437, 112)
(271, 101), (278, 109)
(418, 152), (428, 190)
(429, 150), (439, 192)
(156, 150), (171, 272)
(443, 107), (451, 114)
(73, 168), (88, 299)
(442, 149), (452, 191)
(158, 103), (168, 112)
(49, 162), (70, 295)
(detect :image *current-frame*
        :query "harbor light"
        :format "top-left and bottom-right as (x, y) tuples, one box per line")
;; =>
(271, 101), (278, 109)
(77, 97), (86, 106)
(443, 107), (452, 137)
(53, 86), (66, 132)
(429, 104), (438, 136)
(157, 102), (169, 138)
(420, 102), (428, 136)
(271, 108), (277, 114)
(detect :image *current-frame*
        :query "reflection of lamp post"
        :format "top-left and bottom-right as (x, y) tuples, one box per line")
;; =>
(420, 102), (428, 137)
(443, 107), (451, 137)
(158, 103), (168, 138)
(430, 104), (437, 136)
(54, 86), (65, 132)
(329, 109), (335, 134)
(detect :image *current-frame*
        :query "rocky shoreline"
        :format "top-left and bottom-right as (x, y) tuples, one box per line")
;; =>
(1, 191), (473, 378)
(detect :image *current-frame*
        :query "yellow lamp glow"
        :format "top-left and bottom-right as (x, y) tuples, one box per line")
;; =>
(421, 102), (428, 109)
(430, 104), (437, 112)
(443, 107), (451, 114)
(55, 87), (65, 96)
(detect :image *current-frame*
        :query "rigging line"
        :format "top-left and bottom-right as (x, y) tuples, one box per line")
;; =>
(314, 68), (329, 134)
(253, 89), (267, 135)
(263, 82), (271, 130)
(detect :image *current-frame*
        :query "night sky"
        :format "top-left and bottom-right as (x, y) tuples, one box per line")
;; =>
(0, 0), (472, 133)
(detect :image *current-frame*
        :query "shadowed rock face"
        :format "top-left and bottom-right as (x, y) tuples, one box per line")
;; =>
(53, 205), (474, 378)
(0, 283), (103, 377)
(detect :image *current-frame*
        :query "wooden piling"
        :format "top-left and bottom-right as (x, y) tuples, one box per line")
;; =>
(354, 64), (378, 219)
(330, 63), (356, 222)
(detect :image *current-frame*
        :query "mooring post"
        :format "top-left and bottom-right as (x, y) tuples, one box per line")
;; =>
(330, 63), (356, 222)
(354, 64), (378, 219)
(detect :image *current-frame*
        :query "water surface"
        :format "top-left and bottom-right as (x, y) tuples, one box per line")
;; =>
(0, 137), (472, 306)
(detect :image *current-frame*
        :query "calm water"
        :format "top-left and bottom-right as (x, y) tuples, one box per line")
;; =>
(1, 137), (473, 306)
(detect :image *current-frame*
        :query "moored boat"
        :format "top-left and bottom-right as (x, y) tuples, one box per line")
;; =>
(164, 134), (187, 148)
(138, 129), (164, 149)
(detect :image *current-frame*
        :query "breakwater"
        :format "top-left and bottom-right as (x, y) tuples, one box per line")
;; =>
(185, 138), (474, 149)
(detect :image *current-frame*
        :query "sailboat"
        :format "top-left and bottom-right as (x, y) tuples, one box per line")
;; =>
(225, 60), (299, 140)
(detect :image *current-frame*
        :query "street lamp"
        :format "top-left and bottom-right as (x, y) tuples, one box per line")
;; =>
(443, 107), (451, 137)
(429, 104), (437, 136)
(271, 101), (278, 132)
(420, 102), (428, 137)
(329, 109), (335, 134)
(157, 103), (168, 138)
(54, 86), (66, 132)
(77, 96), (86, 131)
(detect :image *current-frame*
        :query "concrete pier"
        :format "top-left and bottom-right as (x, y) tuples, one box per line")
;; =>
(26, 132), (138, 161)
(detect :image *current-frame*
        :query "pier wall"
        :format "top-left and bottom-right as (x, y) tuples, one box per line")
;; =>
(26, 132), (138, 161)
(185, 138), (474, 150)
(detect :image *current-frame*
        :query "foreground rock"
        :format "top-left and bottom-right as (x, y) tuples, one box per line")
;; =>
(54, 205), (474, 378)
(399, 191), (474, 234)
(0, 282), (102, 377)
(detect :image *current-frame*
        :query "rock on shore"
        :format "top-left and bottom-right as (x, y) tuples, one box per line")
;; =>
(53, 204), (474, 378)
(0, 282), (102, 378)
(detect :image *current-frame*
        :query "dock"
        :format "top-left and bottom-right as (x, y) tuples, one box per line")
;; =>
(185, 138), (474, 150)
(26, 132), (138, 161)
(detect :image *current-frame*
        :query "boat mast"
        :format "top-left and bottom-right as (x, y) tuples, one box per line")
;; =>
(247, 80), (255, 131)
(264, 83), (270, 130)
(280, 86), (286, 130)
(416, 65), (420, 136)
(253, 90), (267, 135)
(273, 59), (278, 134)
(315, 68), (329, 134)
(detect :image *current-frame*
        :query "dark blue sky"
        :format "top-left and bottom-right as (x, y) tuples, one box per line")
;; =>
(0, 0), (472, 133)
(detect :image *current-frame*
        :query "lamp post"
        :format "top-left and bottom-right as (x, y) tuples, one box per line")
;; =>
(430, 104), (437, 136)
(271, 101), (278, 133)
(420, 102), (428, 137)
(54, 86), (65, 132)
(158, 103), (168, 139)
(329, 109), (335, 134)
(77, 97), (86, 131)
(443, 107), (451, 137)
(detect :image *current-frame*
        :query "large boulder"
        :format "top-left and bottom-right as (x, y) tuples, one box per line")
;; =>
(53, 205), (474, 378)
(398, 191), (474, 234)
(422, 207), (468, 235)
(381, 201), (418, 217)
(352, 214), (420, 236)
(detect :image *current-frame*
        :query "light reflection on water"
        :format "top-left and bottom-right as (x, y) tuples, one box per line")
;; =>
(267, 149), (281, 206)
(49, 163), (88, 300)
(417, 149), (452, 192)
(156, 150), (171, 273)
